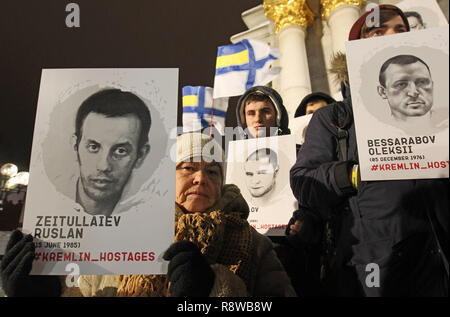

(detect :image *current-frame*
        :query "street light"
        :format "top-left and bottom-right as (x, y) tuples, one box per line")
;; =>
(0, 163), (29, 211)
(0, 163), (18, 178)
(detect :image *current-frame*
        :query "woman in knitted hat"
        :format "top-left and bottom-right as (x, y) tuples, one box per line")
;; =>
(1, 132), (296, 297)
(157, 132), (296, 297)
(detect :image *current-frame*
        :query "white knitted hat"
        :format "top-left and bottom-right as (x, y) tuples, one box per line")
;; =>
(176, 132), (225, 173)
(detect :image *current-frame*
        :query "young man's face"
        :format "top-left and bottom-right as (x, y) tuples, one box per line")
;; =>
(378, 62), (433, 121)
(244, 159), (278, 198)
(245, 100), (277, 137)
(305, 100), (328, 115)
(364, 15), (408, 38)
(75, 112), (148, 205)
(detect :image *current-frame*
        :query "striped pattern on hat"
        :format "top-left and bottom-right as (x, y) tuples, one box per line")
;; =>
(176, 132), (224, 172)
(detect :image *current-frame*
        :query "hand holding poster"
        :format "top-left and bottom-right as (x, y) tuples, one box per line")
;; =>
(346, 26), (449, 181)
(225, 135), (297, 236)
(23, 69), (178, 275)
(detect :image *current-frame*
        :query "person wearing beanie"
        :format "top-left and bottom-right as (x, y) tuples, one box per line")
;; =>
(290, 4), (448, 297)
(1, 132), (296, 297)
(235, 86), (290, 139)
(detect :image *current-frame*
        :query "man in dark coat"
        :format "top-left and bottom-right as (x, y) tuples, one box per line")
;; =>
(290, 5), (449, 297)
(235, 86), (327, 296)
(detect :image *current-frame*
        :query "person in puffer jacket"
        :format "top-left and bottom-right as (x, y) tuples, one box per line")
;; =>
(290, 4), (449, 297)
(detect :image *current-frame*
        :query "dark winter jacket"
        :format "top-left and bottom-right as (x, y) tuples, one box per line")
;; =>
(235, 86), (290, 139)
(290, 57), (449, 297)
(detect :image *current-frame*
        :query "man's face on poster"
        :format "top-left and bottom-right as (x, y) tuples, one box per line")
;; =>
(244, 155), (278, 198)
(407, 16), (425, 31)
(378, 61), (433, 121)
(75, 112), (148, 204)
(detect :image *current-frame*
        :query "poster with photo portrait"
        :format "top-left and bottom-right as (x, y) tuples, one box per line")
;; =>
(397, 0), (448, 31)
(225, 135), (298, 236)
(22, 69), (178, 275)
(346, 26), (449, 181)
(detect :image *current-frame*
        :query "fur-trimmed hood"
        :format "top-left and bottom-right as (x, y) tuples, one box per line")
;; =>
(330, 51), (349, 88)
(329, 52), (352, 100)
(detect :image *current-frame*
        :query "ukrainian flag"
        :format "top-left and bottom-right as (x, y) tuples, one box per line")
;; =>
(216, 44), (249, 69)
(182, 86), (200, 108)
(182, 86), (228, 134)
(213, 39), (281, 99)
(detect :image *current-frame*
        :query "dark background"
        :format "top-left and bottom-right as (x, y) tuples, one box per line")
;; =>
(0, 0), (260, 171)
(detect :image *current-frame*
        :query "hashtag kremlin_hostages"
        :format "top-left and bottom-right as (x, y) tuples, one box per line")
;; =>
(367, 136), (436, 156)
(33, 215), (122, 239)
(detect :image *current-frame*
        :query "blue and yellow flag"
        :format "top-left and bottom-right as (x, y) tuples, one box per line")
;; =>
(182, 86), (228, 134)
(213, 39), (281, 98)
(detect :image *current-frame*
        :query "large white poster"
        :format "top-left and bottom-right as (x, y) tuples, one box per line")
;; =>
(23, 68), (178, 275)
(346, 26), (449, 181)
(225, 135), (298, 236)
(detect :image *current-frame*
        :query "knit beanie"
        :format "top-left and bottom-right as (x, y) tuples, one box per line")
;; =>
(348, 4), (410, 41)
(176, 132), (225, 178)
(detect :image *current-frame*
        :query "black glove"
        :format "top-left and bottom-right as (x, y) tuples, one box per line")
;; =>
(163, 241), (214, 297)
(285, 210), (304, 236)
(285, 210), (323, 248)
(1, 230), (61, 297)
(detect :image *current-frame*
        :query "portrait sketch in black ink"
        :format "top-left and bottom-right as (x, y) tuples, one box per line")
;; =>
(70, 89), (151, 216)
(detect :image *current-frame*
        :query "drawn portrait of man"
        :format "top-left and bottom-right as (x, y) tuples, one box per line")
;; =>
(71, 89), (151, 216)
(404, 11), (426, 30)
(377, 54), (435, 124)
(243, 148), (279, 200)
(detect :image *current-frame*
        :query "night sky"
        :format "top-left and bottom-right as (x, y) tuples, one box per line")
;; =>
(0, 0), (261, 171)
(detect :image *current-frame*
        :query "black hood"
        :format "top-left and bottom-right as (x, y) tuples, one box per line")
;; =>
(294, 92), (336, 117)
(235, 86), (290, 139)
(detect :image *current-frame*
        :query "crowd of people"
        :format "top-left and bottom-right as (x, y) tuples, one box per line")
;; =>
(1, 4), (448, 297)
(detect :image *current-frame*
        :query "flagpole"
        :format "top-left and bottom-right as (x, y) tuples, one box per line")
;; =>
(210, 100), (214, 137)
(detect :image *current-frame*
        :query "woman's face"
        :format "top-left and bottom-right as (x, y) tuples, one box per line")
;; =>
(175, 160), (222, 213)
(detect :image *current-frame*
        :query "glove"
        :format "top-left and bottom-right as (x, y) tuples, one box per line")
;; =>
(285, 210), (304, 236)
(285, 210), (323, 247)
(163, 241), (214, 297)
(1, 230), (61, 297)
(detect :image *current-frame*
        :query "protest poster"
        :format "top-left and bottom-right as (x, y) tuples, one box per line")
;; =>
(225, 135), (297, 236)
(290, 114), (313, 146)
(397, 0), (448, 31)
(22, 68), (178, 275)
(346, 26), (449, 181)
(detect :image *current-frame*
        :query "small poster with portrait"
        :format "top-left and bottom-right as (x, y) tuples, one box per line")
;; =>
(291, 114), (313, 146)
(397, 0), (448, 31)
(225, 135), (298, 236)
(346, 26), (449, 181)
(22, 68), (178, 275)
